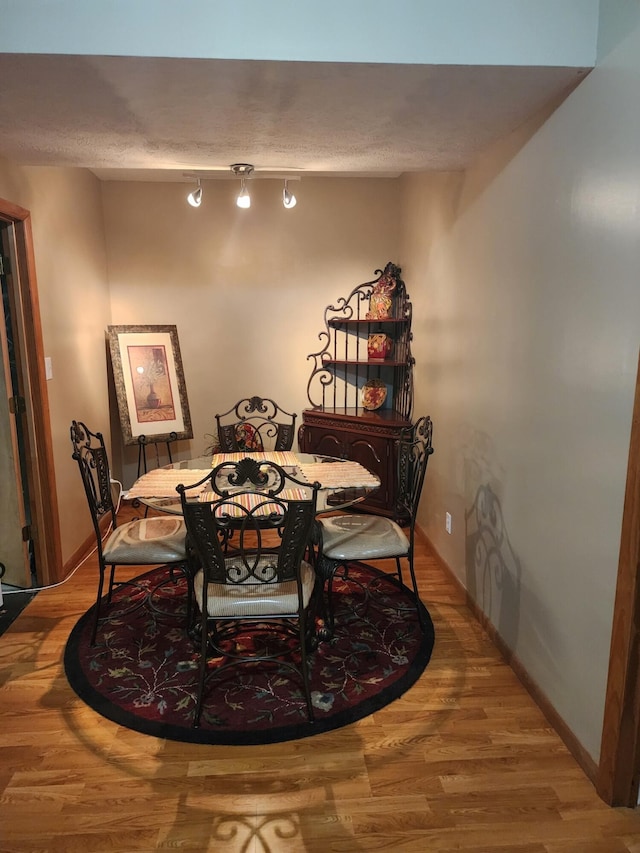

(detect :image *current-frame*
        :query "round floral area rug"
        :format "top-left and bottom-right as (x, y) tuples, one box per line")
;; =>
(64, 563), (435, 745)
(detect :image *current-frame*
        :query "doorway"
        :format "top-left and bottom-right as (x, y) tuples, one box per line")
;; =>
(0, 223), (33, 588)
(597, 348), (640, 806)
(0, 197), (62, 588)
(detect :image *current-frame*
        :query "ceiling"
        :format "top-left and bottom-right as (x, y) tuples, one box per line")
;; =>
(0, 54), (591, 182)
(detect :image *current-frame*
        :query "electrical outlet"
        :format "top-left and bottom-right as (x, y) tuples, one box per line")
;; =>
(445, 512), (452, 534)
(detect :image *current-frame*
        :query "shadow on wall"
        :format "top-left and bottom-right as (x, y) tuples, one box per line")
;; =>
(456, 423), (521, 651)
(465, 483), (522, 653)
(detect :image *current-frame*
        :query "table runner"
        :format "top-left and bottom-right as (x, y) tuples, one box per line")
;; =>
(295, 460), (380, 489)
(125, 469), (212, 498)
(125, 456), (379, 500)
(200, 487), (311, 517)
(211, 451), (299, 467)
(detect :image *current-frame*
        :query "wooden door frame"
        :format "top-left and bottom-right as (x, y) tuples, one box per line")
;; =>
(0, 197), (62, 586)
(598, 349), (640, 806)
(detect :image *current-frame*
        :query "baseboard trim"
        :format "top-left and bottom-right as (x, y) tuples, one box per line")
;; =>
(62, 530), (98, 578)
(418, 526), (599, 787)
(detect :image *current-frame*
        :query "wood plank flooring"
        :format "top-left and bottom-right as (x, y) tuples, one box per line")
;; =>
(2, 508), (640, 852)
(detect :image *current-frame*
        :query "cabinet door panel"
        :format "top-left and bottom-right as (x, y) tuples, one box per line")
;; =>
(301, 417), (405, 517)
(305, 428), (346, 458)
(345, 434), (390, 510)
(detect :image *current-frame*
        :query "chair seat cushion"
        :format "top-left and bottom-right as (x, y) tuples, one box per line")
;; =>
(319, 514), (409, 561)
(194, 560), (316, 618)
(103, 516), (187, 564)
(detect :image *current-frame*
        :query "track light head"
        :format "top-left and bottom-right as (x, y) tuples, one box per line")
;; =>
(232, 164), (253, 209)
(187, 179), (202, 207)
(282, 179), (297, 209)
(236, 178), (251, 209)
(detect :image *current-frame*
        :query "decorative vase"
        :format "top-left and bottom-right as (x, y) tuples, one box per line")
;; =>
(367, 333), (393, 360)
(146, 385), (161, 408)
(365, 269), (397, 320)
(361, 379), (387, 411)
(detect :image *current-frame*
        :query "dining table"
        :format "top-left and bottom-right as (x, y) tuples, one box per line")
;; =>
(124, 450), (381, 516)
(124, 450), (381, 641)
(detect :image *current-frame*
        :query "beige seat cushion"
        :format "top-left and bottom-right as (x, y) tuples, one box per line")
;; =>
(194, 559), (316, 618)
(319, 514), (409, 561)
(102, 516), (187, 564)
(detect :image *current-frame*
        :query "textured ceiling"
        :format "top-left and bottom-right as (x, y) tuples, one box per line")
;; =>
(0, 54), (591, 181)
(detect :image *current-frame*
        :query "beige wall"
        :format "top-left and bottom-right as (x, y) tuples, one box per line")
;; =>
(401, 21), (640, 762)
(102, 177), (401, 486)
(0, 159), (111, 565)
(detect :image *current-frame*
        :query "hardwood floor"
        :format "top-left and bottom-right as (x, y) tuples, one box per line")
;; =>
(2, 511), (640, 852)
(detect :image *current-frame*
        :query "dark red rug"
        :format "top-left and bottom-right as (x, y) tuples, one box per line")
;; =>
(64, 563), (434, 744)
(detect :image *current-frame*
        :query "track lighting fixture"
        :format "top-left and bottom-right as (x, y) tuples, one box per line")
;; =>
(282, 179), (297, 209)
(184, 165), (300, 211)
(186, 178), (202, 207)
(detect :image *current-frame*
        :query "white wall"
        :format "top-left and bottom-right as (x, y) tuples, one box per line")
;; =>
(0, 0), (599, 66)
(401, 19), (640, 762)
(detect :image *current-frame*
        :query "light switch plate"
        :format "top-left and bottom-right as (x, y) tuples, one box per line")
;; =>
(45, 356), (53, 380)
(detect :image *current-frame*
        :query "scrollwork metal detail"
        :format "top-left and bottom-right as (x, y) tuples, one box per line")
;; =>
(177, 458), (322, 727)
(215, 396), (297, 453)
(304, 262), (413, 418)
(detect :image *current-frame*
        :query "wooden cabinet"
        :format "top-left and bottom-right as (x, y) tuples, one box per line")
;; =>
(299, 262), (414, 520)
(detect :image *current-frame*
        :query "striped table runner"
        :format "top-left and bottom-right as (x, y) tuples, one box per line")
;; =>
(200, 488), (311, 517)
(126, 469), (212, 498)
(211, 451), (299, 467)
(126, 456), (379, 502)
(295, 460), (380, 489)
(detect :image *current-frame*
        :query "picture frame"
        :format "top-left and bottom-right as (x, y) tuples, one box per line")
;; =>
(107, 324), (193, 446)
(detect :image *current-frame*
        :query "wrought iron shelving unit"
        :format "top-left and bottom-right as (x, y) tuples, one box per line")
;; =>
(299, 262), (415, 519)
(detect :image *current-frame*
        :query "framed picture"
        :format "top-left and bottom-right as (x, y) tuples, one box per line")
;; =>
(107, 324), (193, 446)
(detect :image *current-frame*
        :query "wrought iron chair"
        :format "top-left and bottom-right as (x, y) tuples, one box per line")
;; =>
(70, 420), (188, 645)
(214, 396), (297, 453)
(313, 416), (434, 633)
(177, 457), (321, 728)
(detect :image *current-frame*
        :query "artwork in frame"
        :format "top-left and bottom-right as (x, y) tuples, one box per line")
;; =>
(107, 325), (193, 446)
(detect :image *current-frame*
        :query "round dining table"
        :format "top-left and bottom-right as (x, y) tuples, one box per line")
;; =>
(124, 450), (381, 642)
(124, 451), (381, 517)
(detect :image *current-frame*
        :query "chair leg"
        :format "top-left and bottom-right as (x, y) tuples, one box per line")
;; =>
(298, 614), (315, 723)
(314, 551), (342, 640)
(324, 560), (373, 638)
(107, 564), (117, 602)
(193, 613), (210, 728)
(90, 564), (106, 646)
(170, 562), (194, 633)
(305, 575), (325, 651)
(406, 555), (426, 631)
(184, 574), (194, 634)
(326, 573), (336, 636)
(324, 561), (350, 637)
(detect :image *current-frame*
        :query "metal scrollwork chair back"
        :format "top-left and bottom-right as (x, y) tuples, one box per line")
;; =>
(314, 415), (434, 633)
(70, 420), (187, 645)
(214, 396), (297, 453)
(177, 457), (321, 728)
